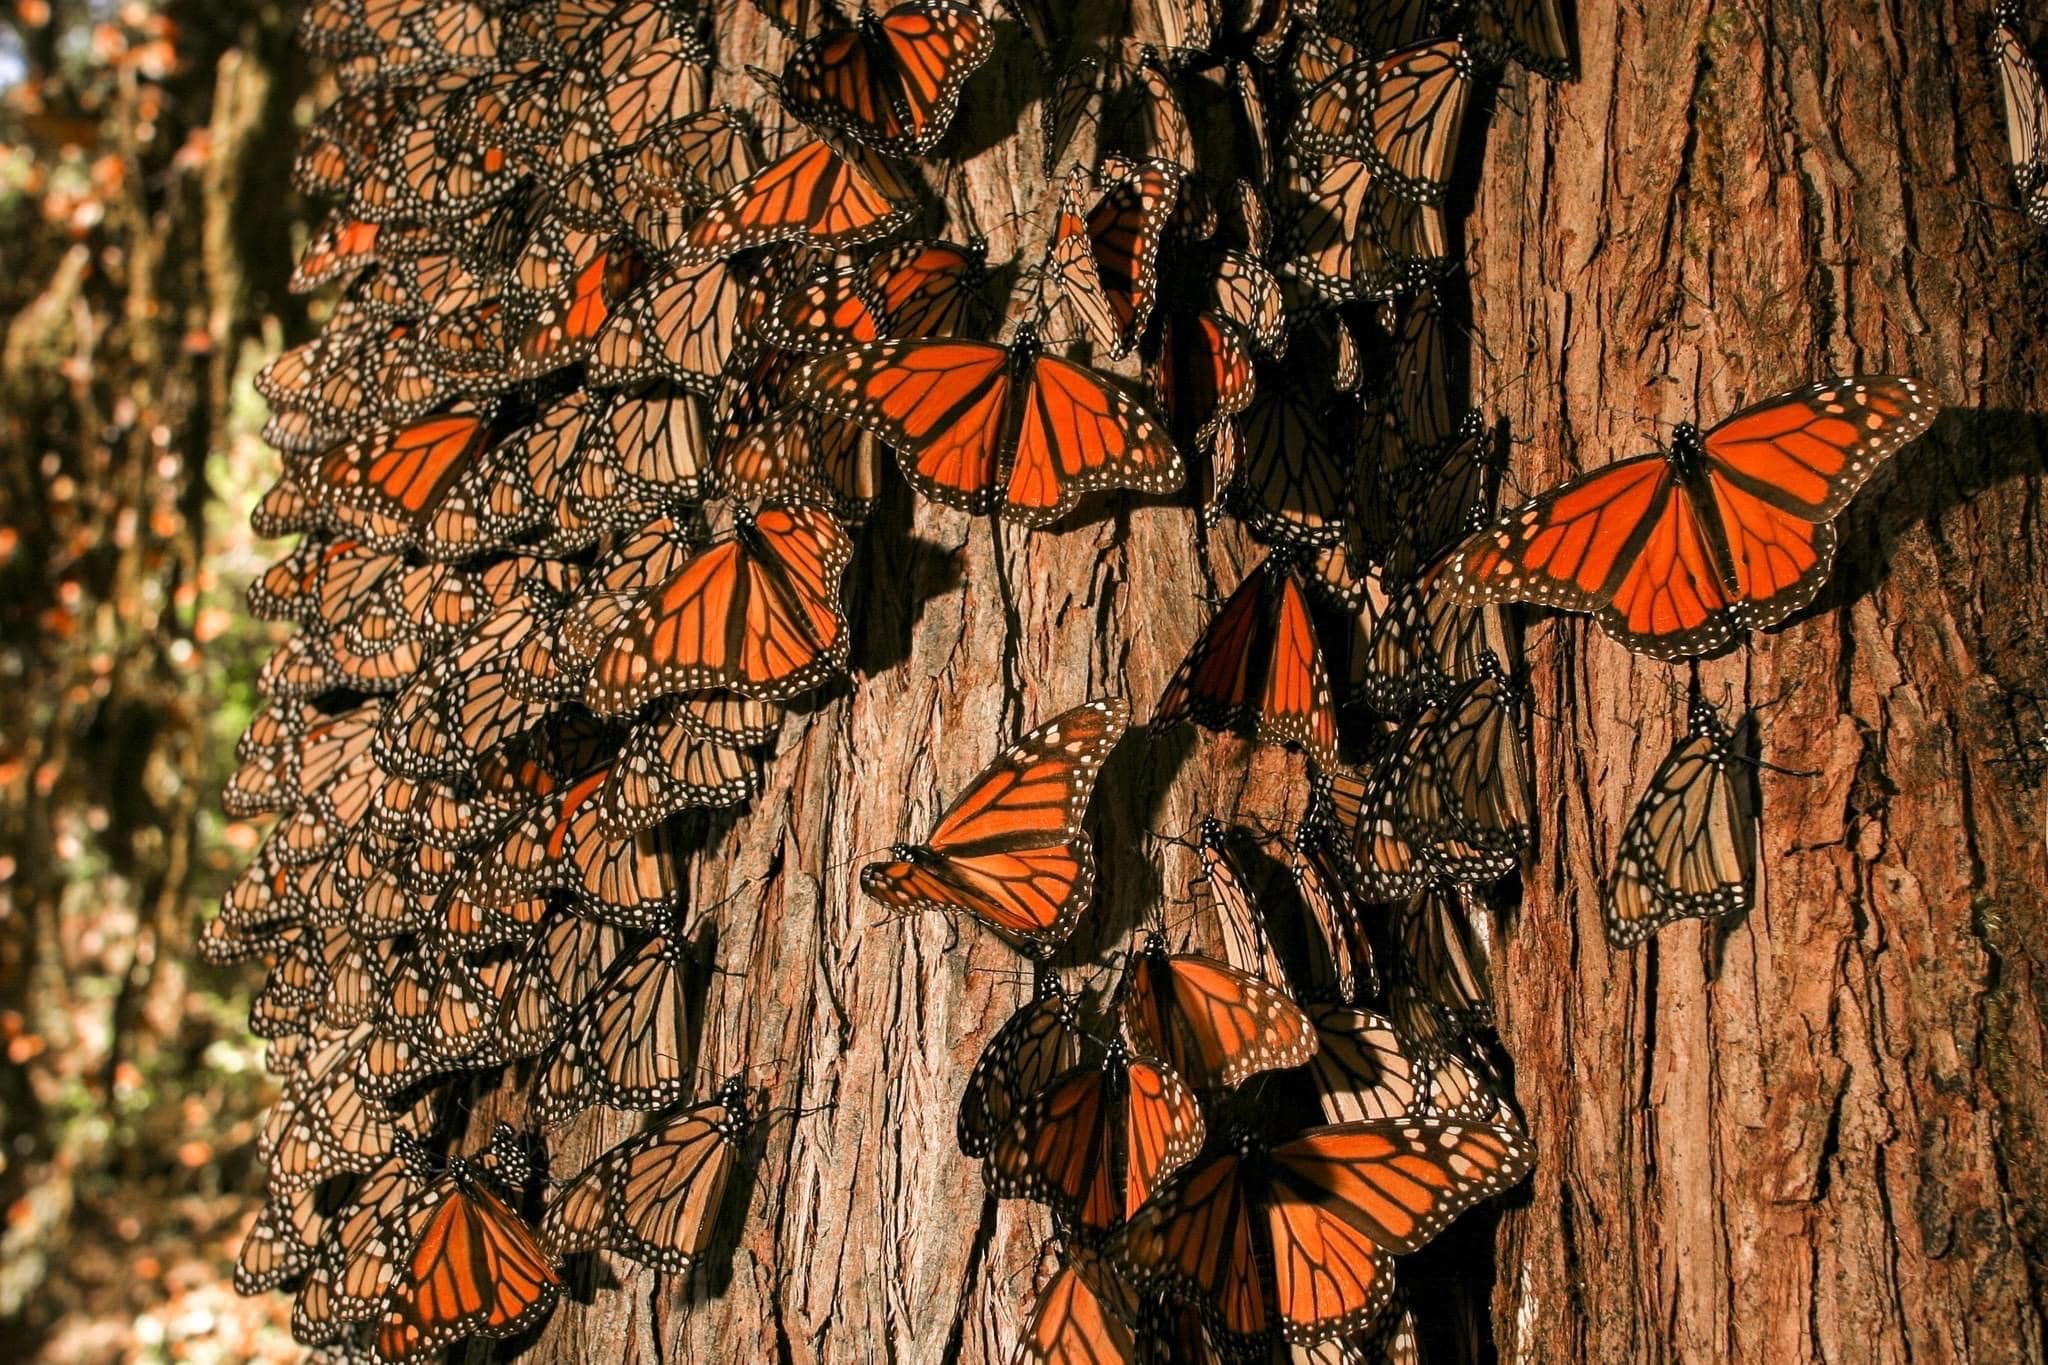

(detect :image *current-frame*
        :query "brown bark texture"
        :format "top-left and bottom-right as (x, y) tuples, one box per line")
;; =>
(1463, 4), (2048, 1363)
(234, 2), (2048, 1363)
(516, 4), (1310, 1362)
(515, 6), (2048, 1365)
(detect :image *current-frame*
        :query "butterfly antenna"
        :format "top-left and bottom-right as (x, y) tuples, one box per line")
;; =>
(824, 843), (897, 877)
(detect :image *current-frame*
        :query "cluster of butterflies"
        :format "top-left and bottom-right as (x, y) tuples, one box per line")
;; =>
(871, 696), (1531, 1359)
(217, 0), (1945, 1359)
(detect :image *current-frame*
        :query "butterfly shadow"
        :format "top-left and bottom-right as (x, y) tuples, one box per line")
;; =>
(1053, 722), (1194, 975)
(1787, 404), (2048, 635)
(941, 17), (1050, 166)
(846, 474), (971, 679)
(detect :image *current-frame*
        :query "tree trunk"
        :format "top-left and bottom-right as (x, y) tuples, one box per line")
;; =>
(523, 11), (1295, 1364)
(1464, 4), (2048, 1362)
(234, 2), (2048, 1362)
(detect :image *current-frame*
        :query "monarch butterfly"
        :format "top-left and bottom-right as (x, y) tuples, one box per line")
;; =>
(292, 214), (384, 293)
(1192, 818), (1289, 993)
(558, 514), (701, 670)
(672, 138), (914, 263)
(776, 1), (994, 156)
(534, 932), (698, 1127)
(1148, 310), (1254, 462)
(589, 258), (753, 393)
(1042, 43), (1195, 176)
(353, 117), (528, 226)
(1280, 156), (1451, 304)
(1332, 662), (1531, 897)
(504, 231), (644, 381)
(861, 700), (1130, 952)
(1153, 555), (1340, 767)
(623, 105), (763, 211)
(1382, 981), (1500, 1122)
(718, 400), (887, 519)
(1994, 3), (2048, 225)
(788, 326), (1185, 526)
(1208, 249), (1285, 354)
(1469, 0), (1572, 80)
(1045, 157), (1185, 359)
(374, 1137), (560, 1364)
(236, 1185), (328, 1295)
(1384, 410), (1500, 585)
(1295, 39), (1472, 204)
(986, 1036), (1206, 1232)
(596, 702), (764, 834)
(315, 413), (494, 557)
(1014, 1245), (1142, 1365)
(1108, 1118), (1532, 1346)
(496, 910), (626, 1058)
(1231, 365), (1350, 550)
(295, 1153), (422, 1340)
(1604, 696), (1756, 946)
(265, 1025), (421, 1191)
(960, 977), (1088, 1158)
(586, 25), (712, 157)
(464, 768), (679, 929)
(542, 1075), (755, 1273)
(583, 504), (855, 713)
(1443, 378), (1937, 658)
(1290, 825), (1374, 1003)
(1399, 883), (1492, 1031)
(377, 592), (569, 781)
(1352, 556), (1508, 716)
(1118, 933), (1316, 1090)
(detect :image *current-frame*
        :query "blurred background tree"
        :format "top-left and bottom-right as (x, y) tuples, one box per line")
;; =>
(0, 2), (312, 1358)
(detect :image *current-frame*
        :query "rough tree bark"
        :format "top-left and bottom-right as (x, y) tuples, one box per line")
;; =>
(503, 3), (2048, 1363)
(1466, 4), (2048, 1363)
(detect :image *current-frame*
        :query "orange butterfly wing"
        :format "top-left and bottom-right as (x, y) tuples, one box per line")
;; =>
(676, 140), (911, 264)
(1111, 1152), (1270, 1339)
(1444, 451), (1742, 656)
(1700, 376), (1934, 629)
(781, 3), (993, 155)
(987, 1048), (1203, 1231)
(791, 338), (1182, 525)
(376, 1183), (559, 1363)
(320, 415), (487, 545)
(861, 700), (1129, 948)
(1121, 939), (1317, 1091)
(1153, 558), (1339, 765)
(1017, 1250), (1141, 1365)
(1120, 1058), (1206, 1217)
(584, 506), (854, 712)
(1263, 1121), (1531, 1342)
(790, 338), (1011, 510)
(1447, 377), (1934, 658)
(1005, 352), (1184, 521)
